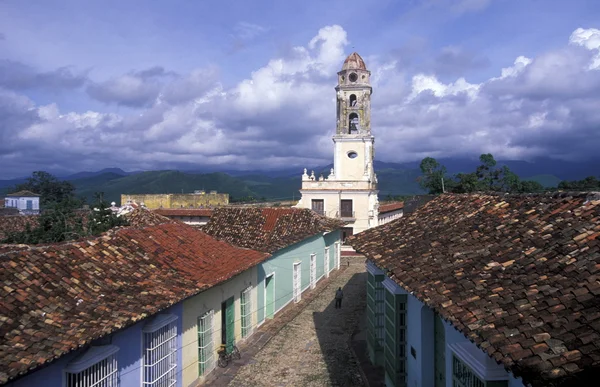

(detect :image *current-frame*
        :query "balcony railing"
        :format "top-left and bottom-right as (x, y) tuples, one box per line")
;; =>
(337, 211), (355, 219)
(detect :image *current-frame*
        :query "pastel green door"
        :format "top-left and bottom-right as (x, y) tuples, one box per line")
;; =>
(265, 275), (274, 319)
(221, 297), (235, 352)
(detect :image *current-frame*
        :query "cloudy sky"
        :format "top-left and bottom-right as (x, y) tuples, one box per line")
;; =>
(1, 0), (600, 179)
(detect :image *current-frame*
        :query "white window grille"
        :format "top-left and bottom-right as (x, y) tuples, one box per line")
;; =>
(198, 310), (214, 376)
(142, 314), (178, 387)
(453, 356), (486, 387)
(241, 286), (253, 338)
(324, 247), (330, 277)
(293, 262), (302, 303)
(64, 345), (119, 387)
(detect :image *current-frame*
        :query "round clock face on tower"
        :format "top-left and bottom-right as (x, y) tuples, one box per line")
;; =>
(349, 72), (358, 82)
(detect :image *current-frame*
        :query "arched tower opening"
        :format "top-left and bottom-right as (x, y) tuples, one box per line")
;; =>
(349, 94), (357, 107)
(349, 113), (359, 134)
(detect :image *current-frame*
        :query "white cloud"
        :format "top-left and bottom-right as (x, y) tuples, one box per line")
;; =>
(497, 56), (532, 79)
(409, 74), (480, 100)
(569, 27), (600, 69)
(2, 25), (600, 178)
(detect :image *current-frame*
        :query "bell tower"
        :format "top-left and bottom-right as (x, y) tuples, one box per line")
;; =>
(333, 52), (376, 183)
(296, 52), (379, 237)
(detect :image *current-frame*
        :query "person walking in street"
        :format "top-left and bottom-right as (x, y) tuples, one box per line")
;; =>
(335, 287), (344, 309)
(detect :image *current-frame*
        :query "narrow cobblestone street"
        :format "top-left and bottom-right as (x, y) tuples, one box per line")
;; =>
(220, 256), (367, 387)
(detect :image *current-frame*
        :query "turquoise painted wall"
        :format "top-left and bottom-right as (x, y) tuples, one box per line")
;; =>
(257, 231), (341, 325)
(324, 230), (340, 272)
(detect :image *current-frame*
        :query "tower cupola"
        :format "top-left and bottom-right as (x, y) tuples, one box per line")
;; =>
(336, 52), (372, 135)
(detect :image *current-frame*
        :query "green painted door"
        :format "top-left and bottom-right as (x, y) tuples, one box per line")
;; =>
(434, 313), (446, 387)
(265, 275), (274, 319)
(223, 297), (235, 352)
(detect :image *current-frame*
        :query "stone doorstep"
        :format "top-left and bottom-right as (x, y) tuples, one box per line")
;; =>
(199, 264), (351, 386)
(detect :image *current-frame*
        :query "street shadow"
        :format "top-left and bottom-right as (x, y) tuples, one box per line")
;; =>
(312, 271), (368, 386)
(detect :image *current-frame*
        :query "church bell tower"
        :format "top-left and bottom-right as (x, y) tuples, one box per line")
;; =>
(296, 52), (379, 238)
(333, 52), (376, 183)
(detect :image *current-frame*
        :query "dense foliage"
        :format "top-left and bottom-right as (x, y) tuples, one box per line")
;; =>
(13, 171), (78, 207)
(3, 172), (128, 244)
(557, 176), (600, 191)
(418, 154), (548, 194)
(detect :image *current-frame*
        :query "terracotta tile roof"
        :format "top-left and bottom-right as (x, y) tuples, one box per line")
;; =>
(123, 207), (176, 228)
(348, 192), (600, 387)
(154, 208), (213, 217)
(0, 208), (19, 216)
(342, 52), (367, 71)
(202, 207), (346, 253)
(378, 201), (404, 214)
(0, 223), (268, 385)
(0, 216), (38, 241)
(5, 191), (40, 197)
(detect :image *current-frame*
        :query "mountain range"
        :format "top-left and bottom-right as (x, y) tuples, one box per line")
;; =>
(0, 157), (597, 205)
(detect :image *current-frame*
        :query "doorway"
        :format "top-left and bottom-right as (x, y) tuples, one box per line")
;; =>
(341, 227), (354, 243)
(265, 274), (275, 319)
(221, 297), (234, 352)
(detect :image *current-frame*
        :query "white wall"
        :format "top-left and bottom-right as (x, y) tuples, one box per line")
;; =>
(378, 209), (403, 226)
(5, 196), (40, 212)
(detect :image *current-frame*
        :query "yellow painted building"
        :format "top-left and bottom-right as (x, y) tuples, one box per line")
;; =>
(181, 266), (258, 387)
(120, 191), (229, 208)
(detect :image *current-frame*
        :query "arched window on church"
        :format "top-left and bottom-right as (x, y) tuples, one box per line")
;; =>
(349, 94), (357, 107)
(349, 113), (359, 134)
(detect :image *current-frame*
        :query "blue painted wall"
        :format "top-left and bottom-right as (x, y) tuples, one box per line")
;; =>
(6, 305), (184, 387)
(257, 231), (340, 325)
(442, 319), (525, 387)
(377, 285), (526, 387)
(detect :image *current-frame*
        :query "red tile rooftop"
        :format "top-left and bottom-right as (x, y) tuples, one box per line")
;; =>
(349, 192), (600, 387)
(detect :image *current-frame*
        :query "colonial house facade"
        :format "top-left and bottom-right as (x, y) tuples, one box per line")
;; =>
(296, 52), (379, 238)
(4, 190), (40, 215)
(349, 192), (600, 387)
(202, 207), (344, 325)
(0, 210), (269, 387)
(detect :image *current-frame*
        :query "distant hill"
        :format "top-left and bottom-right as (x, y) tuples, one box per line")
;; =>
(1, 157), (597, 204)
(522, 174), (563, 188)
(62, 168), (132, 181)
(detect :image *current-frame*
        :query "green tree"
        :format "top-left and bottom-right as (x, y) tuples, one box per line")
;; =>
(475, 153), (507, 191)
(453, 172), (480, 193)
(2, 197), (85, 244)
(558, 176), (600, 191)
(12, 171), (78, 207)
(418, 157), (448, 194)
(87, 192), (129, 235)
(2, 171), (129, 244)
(518, 180), (544, 193)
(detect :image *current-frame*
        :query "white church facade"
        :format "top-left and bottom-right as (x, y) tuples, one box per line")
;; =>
(296, 52), (380, 240)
